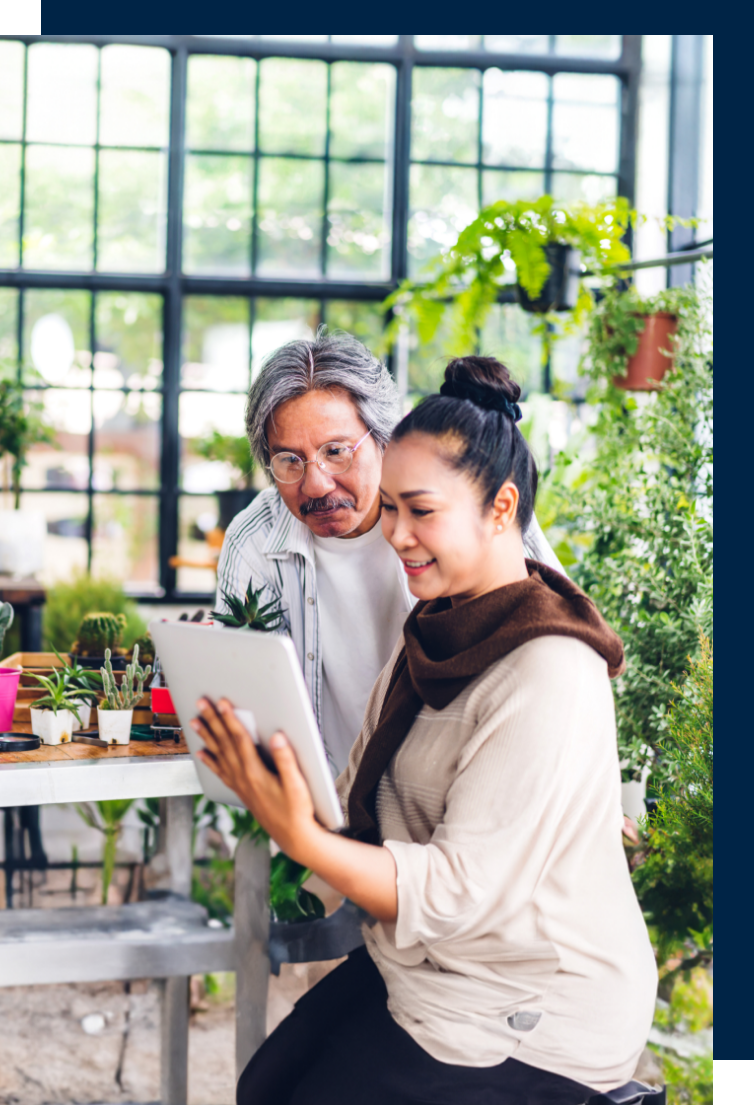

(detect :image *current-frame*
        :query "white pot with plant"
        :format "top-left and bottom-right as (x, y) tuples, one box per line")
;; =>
(97, 645), (151, 745)
(27, 668), (83, 745)
(52, 647), (103, 731)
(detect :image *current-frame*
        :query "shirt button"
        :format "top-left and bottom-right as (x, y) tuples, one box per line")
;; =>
(307, 653), (314, 661)
(307, 597), (314, 605)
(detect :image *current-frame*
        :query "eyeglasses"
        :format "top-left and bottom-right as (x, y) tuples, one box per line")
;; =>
(268, 429), (373, 484)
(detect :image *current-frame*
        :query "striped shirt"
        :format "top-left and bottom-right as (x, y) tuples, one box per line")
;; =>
(215, 487), (564, 768)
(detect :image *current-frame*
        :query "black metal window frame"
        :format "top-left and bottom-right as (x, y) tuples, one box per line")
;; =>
(0, 34), (642, 602)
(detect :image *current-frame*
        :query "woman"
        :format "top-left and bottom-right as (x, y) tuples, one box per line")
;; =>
(194, 356), (658, 1105)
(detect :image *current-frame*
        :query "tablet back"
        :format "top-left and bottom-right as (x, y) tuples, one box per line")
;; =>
(149, 620), (344, 830)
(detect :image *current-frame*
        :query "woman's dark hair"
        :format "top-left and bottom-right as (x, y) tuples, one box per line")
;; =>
(391, 356), (538, 532)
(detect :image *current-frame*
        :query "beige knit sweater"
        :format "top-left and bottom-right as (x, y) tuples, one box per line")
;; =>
(336, 633), (657, 1092)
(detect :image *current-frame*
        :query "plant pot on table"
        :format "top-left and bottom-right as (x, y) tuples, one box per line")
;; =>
(216, 488), (258, 532)
(0, 667), (21, 730)
(97, 707), (134, 745)
(515, 244), (581, 314)
(612, 312), (678, 391)
(30, 707), (76, 745)
(69, 700), (93, 731)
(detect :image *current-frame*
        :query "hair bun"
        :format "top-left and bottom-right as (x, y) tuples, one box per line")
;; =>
(439, 378), (522, 422)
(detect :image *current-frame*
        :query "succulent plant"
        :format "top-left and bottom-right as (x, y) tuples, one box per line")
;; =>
(0, 602), (13, 657)
(52, 645), (103, 705)
(211, 583), (287, 633)
(28, 667), (83, 723)
(129, 633), (155, 665)
(72, 612), (127, 656)
(99, 645), (152, 711)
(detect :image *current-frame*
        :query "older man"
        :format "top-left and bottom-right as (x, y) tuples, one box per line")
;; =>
(216, 330), (562, 773)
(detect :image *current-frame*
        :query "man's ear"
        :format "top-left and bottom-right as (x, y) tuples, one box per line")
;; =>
(491, 481), (519, 533)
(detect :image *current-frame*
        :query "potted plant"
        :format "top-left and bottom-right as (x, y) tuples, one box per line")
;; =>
(28, 667), (83, 745)
(70, 612), (128, 670)
(583, 284), (700, 392)
(192, 430), (258, 531)
(52, 646), (103, 731)
(211, 582), (288, 632)
(0, 363), (56, 573)
(75, 799), (136, 904)
(97, 644), (152, 745)
(0, 602), (21, 731)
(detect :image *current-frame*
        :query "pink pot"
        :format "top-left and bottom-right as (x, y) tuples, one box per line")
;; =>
(0, 668), (22, 731)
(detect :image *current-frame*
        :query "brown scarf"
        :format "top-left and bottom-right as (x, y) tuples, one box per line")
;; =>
(347, 560), (625, 844)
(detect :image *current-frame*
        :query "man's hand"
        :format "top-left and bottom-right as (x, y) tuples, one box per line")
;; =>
(192, 697), (319, 861)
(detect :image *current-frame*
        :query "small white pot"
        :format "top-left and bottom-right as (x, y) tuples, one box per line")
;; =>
(30, 708), (76, 746)
(97, 708), (133, 745)
(70, 700), (92, 731)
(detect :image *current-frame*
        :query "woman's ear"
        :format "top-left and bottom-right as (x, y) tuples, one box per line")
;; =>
(492, 481), (519, 533)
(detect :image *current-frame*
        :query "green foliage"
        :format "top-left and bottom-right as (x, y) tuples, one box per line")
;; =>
(382, 196), (636, 356)
(0, 363), (57, 508)
(129, 633), (155, 665)
(193, 430), (255, 490)
(75, 799), (135, 905)
(0, 602), (13, 657)
(211, 582), (287, 633)
(633, 638), (713, 967)
(99, 644), (151, 711)
(43, 571), (146, 653)
(73, 612), (128, 656)
(51, 646), (103, 705)
(543, 281), (712, 778)
(27, 667), (83, 722)
(650, 967), (713, 1105)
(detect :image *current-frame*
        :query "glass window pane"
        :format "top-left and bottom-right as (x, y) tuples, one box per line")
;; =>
(22, 388), (91, 489)
(327, 162), (391, 280)
(183, 154), (252, 276)
(0, 40), (25, 140)
(26, 43), (98, 145)
(92, 493), (159, 591)
(24, 290), (92, 387)
(187, 55), (256, 153)
(259, 35), (329, 42)
(411, 68), (480, 163)
(252, 298), (319, 378)
(256, 158), (324, 277)
(99, 45), (170, 148)
(331, 36), (398, 45)
(94, 390), (161, 491)
(483, 170), (545, 206)
(407, 310), (454, 397)
(484, 35), (550, 54)
(98, 149), (167, 273)
(23, 146), (95, 271)
(551, 74), (620, 173)
(180, 392), (249, 491)
(415, 36), (483, 51)
(555, 35), (622, 59)
(258, 58), (327, 156)
(0, 289), (19, 363)
(408, 164), (477, 275)
(482, 70), (549, 168)
(551, 172), (617, 205)
(177, 494), (221, 596)
(0, 144), (21, 268)
(323, 301), (385, 352)
(182, 296), (250, 392)
(95, 292), (163, 391)
(329, 62), (395, 160)
(480, 304), (543, 398)
(21, 491), (89, 582)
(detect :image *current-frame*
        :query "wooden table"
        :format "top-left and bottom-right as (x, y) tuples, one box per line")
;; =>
(0, 576), (46, 651)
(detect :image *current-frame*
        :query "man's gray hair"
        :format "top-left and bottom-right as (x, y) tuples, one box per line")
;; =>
(246, 327), (402, 471)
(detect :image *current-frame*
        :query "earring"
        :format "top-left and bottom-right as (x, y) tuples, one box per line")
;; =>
(496, 524), (503, 532)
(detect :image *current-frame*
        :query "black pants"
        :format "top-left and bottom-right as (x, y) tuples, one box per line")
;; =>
(237, 946), (595, 1105)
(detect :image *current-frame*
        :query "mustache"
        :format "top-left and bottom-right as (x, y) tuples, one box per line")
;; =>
(299, 496), (356, 517)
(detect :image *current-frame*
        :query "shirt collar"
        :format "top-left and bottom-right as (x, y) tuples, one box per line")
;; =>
(263, 493), (314, 562)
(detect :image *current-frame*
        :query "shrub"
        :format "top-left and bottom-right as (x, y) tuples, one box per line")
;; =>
(43, 571), (146, 653)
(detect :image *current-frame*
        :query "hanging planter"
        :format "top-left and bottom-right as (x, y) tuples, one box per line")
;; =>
(612, 312), (678, 391)
(515, 244), (581, 314)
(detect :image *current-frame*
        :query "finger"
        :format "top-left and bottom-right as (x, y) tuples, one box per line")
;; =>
(216, 700), (273, 783)
(196, 697), (249, 779)
(268, 732), (314, 809)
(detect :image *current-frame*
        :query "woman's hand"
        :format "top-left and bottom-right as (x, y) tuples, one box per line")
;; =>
(192, 697), (319, 862)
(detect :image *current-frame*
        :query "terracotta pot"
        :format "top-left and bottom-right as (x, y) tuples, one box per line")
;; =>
(613, 313), (678, 391)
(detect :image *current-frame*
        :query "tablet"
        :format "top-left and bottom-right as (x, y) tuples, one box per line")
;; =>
(149, 620), (344, 831)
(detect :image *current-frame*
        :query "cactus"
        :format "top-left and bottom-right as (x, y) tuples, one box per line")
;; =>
(99, 645), (152, 711)
(0, 602), (13, 657)
(129, 633), (155, 665)
(72, 612), (127, 656)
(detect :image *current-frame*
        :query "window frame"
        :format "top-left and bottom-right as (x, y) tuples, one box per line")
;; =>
(0, 34), (643, 601)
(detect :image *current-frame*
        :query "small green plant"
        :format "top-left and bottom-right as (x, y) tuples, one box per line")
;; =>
(0, 602), (13, 657)
(43, 571), (146, 654)
(211, 582), (287, 633)
(52, 646), (103, 705)
(99, 645), (151, 711)
(27, 667), (83, 723)
(73, 612), (128, 657)
(129, 633), (155, 665)
(0, 364), (57, 508)
(193, 430), (255, 490)
(75, 799), (135, 905)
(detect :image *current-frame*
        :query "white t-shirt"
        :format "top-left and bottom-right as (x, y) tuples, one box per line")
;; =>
(313, 524), (409, 773)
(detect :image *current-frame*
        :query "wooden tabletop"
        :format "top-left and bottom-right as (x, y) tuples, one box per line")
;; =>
(0, 721), (189, 765)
